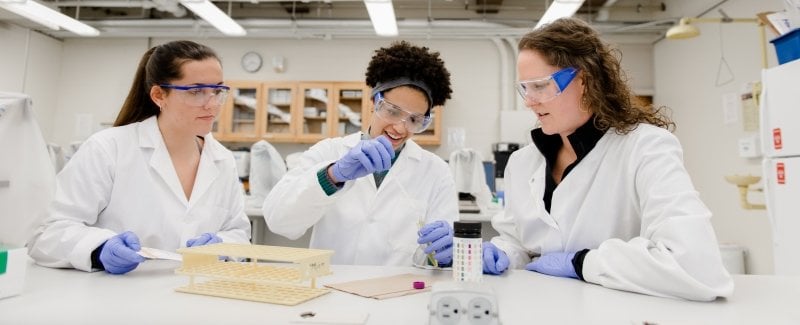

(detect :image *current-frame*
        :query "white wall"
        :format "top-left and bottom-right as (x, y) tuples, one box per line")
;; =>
(34, 36), (654, 161)
(619, 43), (654, 95)
(655, 0), (783, 274)
(49, 39), (149, 146)
(38, 38), (505, 160)
(0, 23), (62, 141)
(194, 38), (505, 160)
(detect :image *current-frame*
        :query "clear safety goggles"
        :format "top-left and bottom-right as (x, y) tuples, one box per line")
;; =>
(160, 84), (231, 107)
(515, 67), (578, 103)
(373, 92), (432, 134)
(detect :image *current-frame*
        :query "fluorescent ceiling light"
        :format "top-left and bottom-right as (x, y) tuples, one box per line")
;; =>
(0, 0), (100, 36)
(179, 0), (246, 36)
(364, 0), (398, 37)
(535, 0), (585, 29)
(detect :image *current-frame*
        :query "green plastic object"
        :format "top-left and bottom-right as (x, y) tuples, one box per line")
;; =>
(0, 250), (7, 275)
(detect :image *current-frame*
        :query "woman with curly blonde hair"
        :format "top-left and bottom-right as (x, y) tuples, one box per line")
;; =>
(264, 41), (458, 266)
(481, 17), (734, 301)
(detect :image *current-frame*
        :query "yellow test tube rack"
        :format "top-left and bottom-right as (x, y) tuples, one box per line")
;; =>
(175, 243), (334, 305)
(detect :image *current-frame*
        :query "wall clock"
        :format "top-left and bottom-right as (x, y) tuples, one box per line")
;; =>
(241, 51), (263, 73)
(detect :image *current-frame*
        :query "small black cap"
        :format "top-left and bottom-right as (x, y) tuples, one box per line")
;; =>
(454, 221), (481, 238)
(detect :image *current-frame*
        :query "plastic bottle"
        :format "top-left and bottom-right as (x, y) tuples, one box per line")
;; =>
(452, 221), (482, 282)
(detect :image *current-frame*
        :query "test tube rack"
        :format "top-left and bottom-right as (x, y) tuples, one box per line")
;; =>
(174, 243), (334, 306)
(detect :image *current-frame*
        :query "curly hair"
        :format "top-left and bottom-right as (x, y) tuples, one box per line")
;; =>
(518, 18), (674, 133)
(365, 40), (452, 107)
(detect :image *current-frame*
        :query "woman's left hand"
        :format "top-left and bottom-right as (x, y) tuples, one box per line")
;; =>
(417, 220), (453, 265)
(525, 252), (578, 279)
(186, 232), (222, 247)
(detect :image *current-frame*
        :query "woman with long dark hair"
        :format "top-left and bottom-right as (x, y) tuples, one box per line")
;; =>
(29, 40), (250, 274)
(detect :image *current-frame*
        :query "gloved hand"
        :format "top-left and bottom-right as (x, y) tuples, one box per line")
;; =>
(417, 220), (453, 265)
(482, 242), (509, 275)
(186, 233), (222, 247)
(99, 231), (145, 275)
(525, 252), (578, 279)
(331, 136), (394, 182)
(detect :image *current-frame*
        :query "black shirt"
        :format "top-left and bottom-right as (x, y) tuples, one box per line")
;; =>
(531, 118), (606, 213)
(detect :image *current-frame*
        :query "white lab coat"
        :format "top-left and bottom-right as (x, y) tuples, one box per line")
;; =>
(449, 148), (493, 210)
(246, 140), (286, 209)
(263, 132), (458, 266)
(491, 124), (734, 301)
(28, 116), (251, 271)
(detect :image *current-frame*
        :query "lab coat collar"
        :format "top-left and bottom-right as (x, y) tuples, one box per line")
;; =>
(530, 117), (606, 164)
(566, 119), (606, 159)
(189, 133), (225, 206)
(137, 116), (222, 206)
(531, 118), (605, 212)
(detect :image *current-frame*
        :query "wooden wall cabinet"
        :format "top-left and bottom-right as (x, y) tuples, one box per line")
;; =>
(214, 80), (261, 142)
(215, 81), (441, 146)
(333, 82), (372, 137)
(262, 82), (298, 142)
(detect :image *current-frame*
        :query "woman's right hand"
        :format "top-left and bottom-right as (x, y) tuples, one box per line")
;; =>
(99, 231), (145, 274)
(330, 136), (394, 182)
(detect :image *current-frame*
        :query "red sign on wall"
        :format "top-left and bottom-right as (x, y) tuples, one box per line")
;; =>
(777, 162), (786, 185)
(773, 128), (783, 150)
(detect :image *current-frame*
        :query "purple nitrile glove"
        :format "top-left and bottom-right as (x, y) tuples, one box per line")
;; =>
(331, 136), (394, 182)
(525, 252), (578, 279)
(99, 231), (145, 275)
(482, 242), (509, 275)
(417, 220), (453, 265)
(186, 232), (223, 247)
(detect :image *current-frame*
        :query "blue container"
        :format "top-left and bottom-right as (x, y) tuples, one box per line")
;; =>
(771, 28), (800, 64)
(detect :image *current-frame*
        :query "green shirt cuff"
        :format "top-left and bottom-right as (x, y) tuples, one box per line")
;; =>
(317, 166), (342, 196)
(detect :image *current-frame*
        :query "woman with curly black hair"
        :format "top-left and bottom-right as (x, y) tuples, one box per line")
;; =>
(481, 18), (733, 301)
(263, 41), (458, 266)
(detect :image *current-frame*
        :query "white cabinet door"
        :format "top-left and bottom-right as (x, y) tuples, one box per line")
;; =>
(761, 59), (800, 158)
(764, 157), (800, 275)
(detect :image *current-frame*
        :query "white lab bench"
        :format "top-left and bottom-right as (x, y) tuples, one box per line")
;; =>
(3, 259), (798, 324)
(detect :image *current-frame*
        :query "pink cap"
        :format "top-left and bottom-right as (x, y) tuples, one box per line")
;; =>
(413, 281), (425, 289)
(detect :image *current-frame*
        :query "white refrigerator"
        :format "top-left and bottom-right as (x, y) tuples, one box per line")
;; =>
(760, 59), (800, 276)
(0, 92), (55, 247)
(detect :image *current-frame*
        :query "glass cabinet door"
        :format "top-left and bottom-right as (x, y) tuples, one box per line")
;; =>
(411, 106), (441, 145)
(297, 83), (333, 142)
(332, 83), (369, 138)
(222, 81), (262, 141)
(262, 83), (296, 142)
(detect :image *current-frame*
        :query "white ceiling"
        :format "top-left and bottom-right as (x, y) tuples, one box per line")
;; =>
(0, 0), (728, 43)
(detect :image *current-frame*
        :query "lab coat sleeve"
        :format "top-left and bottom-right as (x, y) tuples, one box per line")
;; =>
(489, 210), (533, 269)
(489, 156), (535, 269)
(216, 165), (251, 244)
(581, 131), (735, 301)
(424, 166), (459, 226)
(262, 139), (345, 240)
(27, 137), (118, 272)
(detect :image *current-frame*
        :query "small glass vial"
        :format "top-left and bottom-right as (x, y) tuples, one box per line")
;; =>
(452, 221), (482, 282)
